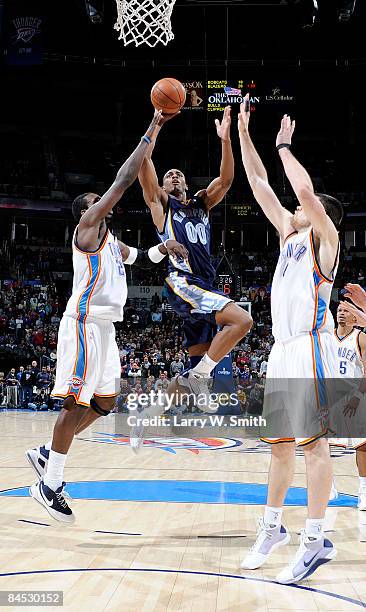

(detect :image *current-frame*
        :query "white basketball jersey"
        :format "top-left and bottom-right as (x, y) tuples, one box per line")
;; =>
(65, 228), (127, 322)
(271, 229), (338, 342)
(334, 328), (364, 378)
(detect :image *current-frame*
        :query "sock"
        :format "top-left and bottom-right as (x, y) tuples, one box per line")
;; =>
(359, 476), (366, 490)
(189, 356), (202, 369)
(263, 506), (283, 528)
(305, 518), (324, 541)
(44, 450), (67, 492)
(44, 441), (52, 451)
(192, 353), (218, 377)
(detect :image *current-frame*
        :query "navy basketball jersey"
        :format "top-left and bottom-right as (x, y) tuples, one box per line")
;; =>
(158, 194), (216, 281)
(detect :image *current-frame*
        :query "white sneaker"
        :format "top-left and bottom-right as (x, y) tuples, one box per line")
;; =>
(26, 445), (72, 500)
(130, 420), (145, 454)
(30, 480), (75, 524)
(329, 479), (339, 501)
(26, 445), (49, 479)
(357, 487), (366, 511)
(241, 518), (291, 570)
(129, 392), (168, 454)
(276, 530), (337, 584)
(178, 370), (215, 413)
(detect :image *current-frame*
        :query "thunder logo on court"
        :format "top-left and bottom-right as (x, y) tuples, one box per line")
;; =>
(77, 434), (242, 454)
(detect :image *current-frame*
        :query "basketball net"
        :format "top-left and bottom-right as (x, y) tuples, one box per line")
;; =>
(114, 0), (177, 48)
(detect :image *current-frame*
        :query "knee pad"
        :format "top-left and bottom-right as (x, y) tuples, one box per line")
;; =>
(90, 397), (111, 417)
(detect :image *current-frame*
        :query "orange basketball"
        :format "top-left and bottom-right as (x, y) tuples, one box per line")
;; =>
(150, 77), (186, 114)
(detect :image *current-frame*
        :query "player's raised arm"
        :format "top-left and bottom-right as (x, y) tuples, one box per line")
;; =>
(78, 111), (161, 240)
(202, 106), (234, 210)
(238, 94), (292, 239)
(276, 114), (339, 243)
(138, 111), (180, 231)
(119, 239), (188, 267)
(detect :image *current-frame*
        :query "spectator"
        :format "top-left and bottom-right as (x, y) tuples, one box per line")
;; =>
(154, 371), (169, 392)
(28, 388), (49, 411)
(16, 366), (24, 406)
(36, 366), (51, 390)
(149, 357), (161, 379)
(5, 368), (19, 407)
(0, 372), (6, 406)
(127, 362), (142, 381)
(20, 364), (36, 408)
(170, 353), (184, 377)
(141, 355), (151, 379)
(259, 357), (268, 377)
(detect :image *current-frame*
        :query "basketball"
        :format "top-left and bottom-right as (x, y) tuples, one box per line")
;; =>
(150, 77), (186, 114)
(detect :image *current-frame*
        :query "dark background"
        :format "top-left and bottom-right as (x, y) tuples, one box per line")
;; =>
(0, 0), (365, 255)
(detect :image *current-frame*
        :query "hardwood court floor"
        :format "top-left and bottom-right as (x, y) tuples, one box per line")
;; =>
(0, 411), (365, 611)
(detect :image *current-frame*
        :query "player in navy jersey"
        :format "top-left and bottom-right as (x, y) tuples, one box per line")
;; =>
(137, 107), (252, 407)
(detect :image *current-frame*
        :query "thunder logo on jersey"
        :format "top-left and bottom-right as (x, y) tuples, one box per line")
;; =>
(279, 237), (308, 277)
(159, 195), (216, 282)
(338, 347), (357, 363)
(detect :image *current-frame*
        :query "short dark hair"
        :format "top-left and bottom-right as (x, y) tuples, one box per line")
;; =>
(315, 193), (344, 228)
(72, 193), (90, 222)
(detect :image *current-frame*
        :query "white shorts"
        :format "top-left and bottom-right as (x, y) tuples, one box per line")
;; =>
(261, 331), (338, 446)
(51, 315), (121, 407)
(329, 438), (366, 450)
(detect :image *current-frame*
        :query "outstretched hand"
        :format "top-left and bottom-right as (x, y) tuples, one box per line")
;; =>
(155, 109), (181, 127)
(238, 93), (251, 134)
(165, 239), (188, 261)
(343, 283), (366, 311)
(215, 105), (231, 142)
(343, 395), (360, 418)
(276, 114), (295, 148)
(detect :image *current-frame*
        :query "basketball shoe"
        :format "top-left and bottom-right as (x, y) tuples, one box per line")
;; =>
(26, 445), (49, 479)
(129, 391), (168, 454)
(358, 485), (366, 510)
(329, 479), (339, 501)
(177, 370), (216, 413)
(276, 530), (337, 584)
(130, 420), (145, 454)
(241, 518), (291, 570)
(26, 445), (72, 500)
(29, 480), (75, 524)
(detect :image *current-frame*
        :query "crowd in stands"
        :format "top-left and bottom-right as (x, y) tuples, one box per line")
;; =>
(0, 277), (272, 413)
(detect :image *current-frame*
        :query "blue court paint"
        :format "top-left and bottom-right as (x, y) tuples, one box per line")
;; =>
(0, 568), (364, 608)
(0, 480), (358, 507)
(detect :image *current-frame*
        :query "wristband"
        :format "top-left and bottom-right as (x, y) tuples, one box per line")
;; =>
(142, 135), (151, 144)
(148, 244), (166, 263)
(276, 143), (291, 151)
(123, 246), (138, 265)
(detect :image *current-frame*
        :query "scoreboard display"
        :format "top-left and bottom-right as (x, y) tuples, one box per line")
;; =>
(216, 274), (241, 300)
(207, 79), (257, 112)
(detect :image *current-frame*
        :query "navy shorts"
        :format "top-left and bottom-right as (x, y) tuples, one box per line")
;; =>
(165, 271), (233, 348)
